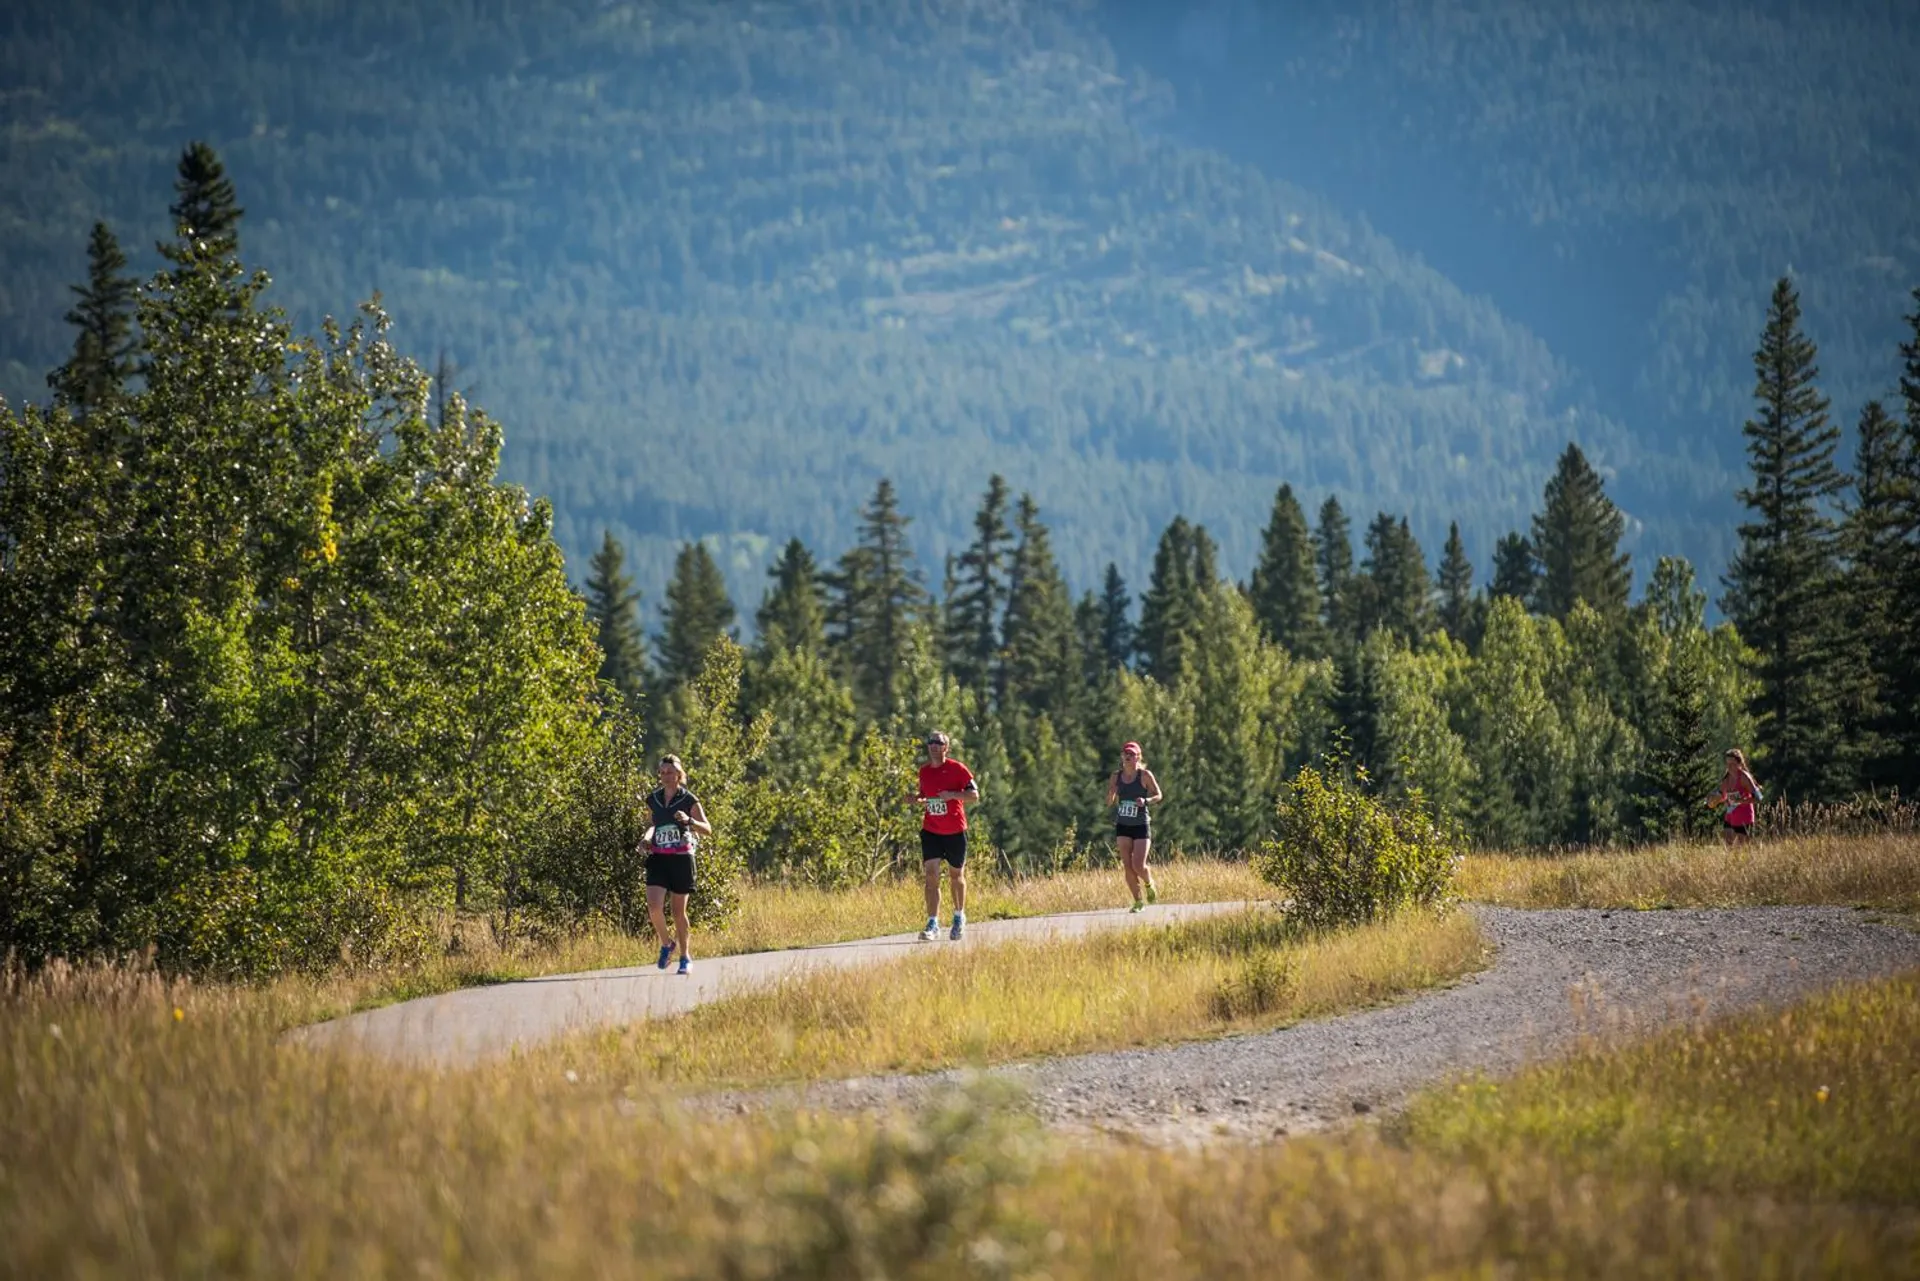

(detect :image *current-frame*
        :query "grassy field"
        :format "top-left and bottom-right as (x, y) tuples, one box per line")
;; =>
(534, 907), (1487, 1089)
(6, 956), (1915, 1279)
(1458, 831), (1920, 912)
(291, 858), (1268, 1024)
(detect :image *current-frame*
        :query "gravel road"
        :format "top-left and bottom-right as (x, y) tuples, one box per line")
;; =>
(698, 905), (1920, 1144)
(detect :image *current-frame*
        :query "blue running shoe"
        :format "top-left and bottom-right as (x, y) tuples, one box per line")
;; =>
(677, 955), (691, 976)
(949, 911), (966, 941)
(918, 917), (940, 942)
(657, 943), (675, 970)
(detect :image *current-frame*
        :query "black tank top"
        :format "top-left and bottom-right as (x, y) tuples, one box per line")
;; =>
(1115, 769), (1151, 826)
(647, 788), (699, 854)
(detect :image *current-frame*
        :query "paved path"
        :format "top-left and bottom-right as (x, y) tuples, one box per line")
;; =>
(291, 900), (1258, 1066)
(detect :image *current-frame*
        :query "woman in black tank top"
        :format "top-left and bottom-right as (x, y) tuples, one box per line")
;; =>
(1106, 741), (1164, 911)
(644, 754), (713, 974)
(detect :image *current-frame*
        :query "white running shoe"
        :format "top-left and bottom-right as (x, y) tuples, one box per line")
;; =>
(918, 917), (939, 942)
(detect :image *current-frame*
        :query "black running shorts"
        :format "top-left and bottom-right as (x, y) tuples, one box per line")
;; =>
(920, 828), (968, 867)
(645, 853), (696, 895)
(1114, 823), (1150, 841)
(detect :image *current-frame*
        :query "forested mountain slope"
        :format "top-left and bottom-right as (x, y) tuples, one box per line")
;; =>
(4, 0), (1902, 609)
(1109, 0), (1920, 517)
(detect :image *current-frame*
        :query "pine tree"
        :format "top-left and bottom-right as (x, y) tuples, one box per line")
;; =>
(1839, 400), (1908, 787)
(1886, 288), (1920, 786)
(47, 222), (138, 419)
(1489, 532), (1539, 604)
(948, 474), (1012, 696)
(1636, 641), (1719, 841)
(755, 537), (827, 656)
(1354, 513), (1431, 645)
(656, 541), (736, 690)
(828, 478), (926, 720)
(1135, 516), (1192, 681)
(1137, 516), (1216, 683)
(1313, 496), (1357, 651)
(163, 141), (243, 262)
(583, 530), (647, 706)
(1436, 521), (1477, 641)
(1531, 443), (1632, 620)
(1095, 562), (1133, 671)
(1721, 277), (1853, 802)
(1249, 483), (1328, 657)
(998, 494), (1077, 715)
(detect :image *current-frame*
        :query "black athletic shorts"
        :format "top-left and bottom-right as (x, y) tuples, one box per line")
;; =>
(645, 853), (696, 895)
(920, 828), (968, 867)
(1115, 823), (1150, 841)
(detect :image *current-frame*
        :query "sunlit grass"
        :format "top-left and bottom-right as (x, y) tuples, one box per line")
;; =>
(7, 959), (1915, 1280)
(1400, 969), (1920, 1205)
(1458, 832), (1920, 912)
(532, 907), (1488, 1089)
(276, 856), (1268, 1025)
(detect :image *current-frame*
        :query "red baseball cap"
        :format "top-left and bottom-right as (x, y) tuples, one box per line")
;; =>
(1122, 741), (1141, 754)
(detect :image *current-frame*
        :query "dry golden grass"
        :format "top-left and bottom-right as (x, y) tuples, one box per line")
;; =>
(1401, 969), (1920, 1205)
(6, 959), (1915, 1280)
(278, 857), (1268, 1025)
(533, 907), (1488, 1089)
(1458, 832), (1920, 912)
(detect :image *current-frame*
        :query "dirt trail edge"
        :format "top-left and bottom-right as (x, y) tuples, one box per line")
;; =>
(290, 901), (1256, 1066)
(698, 905), (1920, 1145)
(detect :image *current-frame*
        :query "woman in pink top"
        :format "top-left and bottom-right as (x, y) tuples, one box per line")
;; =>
(1712, 748), (1762, 844)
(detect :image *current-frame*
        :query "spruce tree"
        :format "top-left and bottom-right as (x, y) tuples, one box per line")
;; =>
(1839, 400), (1907, 787)
(1531, 443), (1632, 620)
(656, 541), (736, 690)
(998, 494), (1077, 714)
(829, 478), (926, 719)
(163, 141), (243, 262)
(1636, 640), (1719, 842)
(1436, 521), (1477, 641)
(1721, 277), (1852, 802)
(1136, 516), (1195, 683)
(948, 475), (1012, 696)
(755, 537), (827, 656)
(1312, 496), (1356, 650)
(583, 530), (647, 706)
(1354, 513), (1431, 645)
(1095, 562), (1133, 670)
(1249, 482), (1327, 657)
(1887, 288), (1920, 786)
(47, 222), (138, 419)
(1489, 532), (1539, 604)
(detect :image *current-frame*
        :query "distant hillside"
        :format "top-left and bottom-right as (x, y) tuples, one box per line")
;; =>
(1106, 0), (1920, 515)
(7, 0), (1894, 615)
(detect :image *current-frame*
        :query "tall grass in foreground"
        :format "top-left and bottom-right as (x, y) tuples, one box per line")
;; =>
(1401, 970), (1920, 1204)
(1459, 832), (1920, 911)
(533, 908), (1486, 1088)
(5, 963), (1914, 1279)
(280, 858), (1267, 1024)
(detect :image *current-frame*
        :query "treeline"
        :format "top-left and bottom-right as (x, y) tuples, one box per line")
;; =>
(598, 277), (1920, 867)
(5, 143), (1918, 981)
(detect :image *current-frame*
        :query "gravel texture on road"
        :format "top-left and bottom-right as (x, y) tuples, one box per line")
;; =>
(696, 905), (1920, 1145)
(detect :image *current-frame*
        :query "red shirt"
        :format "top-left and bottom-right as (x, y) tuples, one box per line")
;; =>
(918, 759), (975, 835)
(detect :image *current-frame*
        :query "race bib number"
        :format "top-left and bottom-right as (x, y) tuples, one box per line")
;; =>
(924, 799), (948, 817)
(653, 823), (687, 850)
(1117, 800), (1142, 820)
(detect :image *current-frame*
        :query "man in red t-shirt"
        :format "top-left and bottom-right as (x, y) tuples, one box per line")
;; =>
(910, 729), (979, 941)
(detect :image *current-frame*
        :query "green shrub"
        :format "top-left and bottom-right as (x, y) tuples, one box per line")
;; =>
(1257, 754), (1462, 929)
(1209, 951), (1298, 1020)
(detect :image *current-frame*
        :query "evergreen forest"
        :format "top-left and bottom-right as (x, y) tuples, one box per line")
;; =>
(5, 0), (1916, 606)
(5, 4), (1920, 980)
